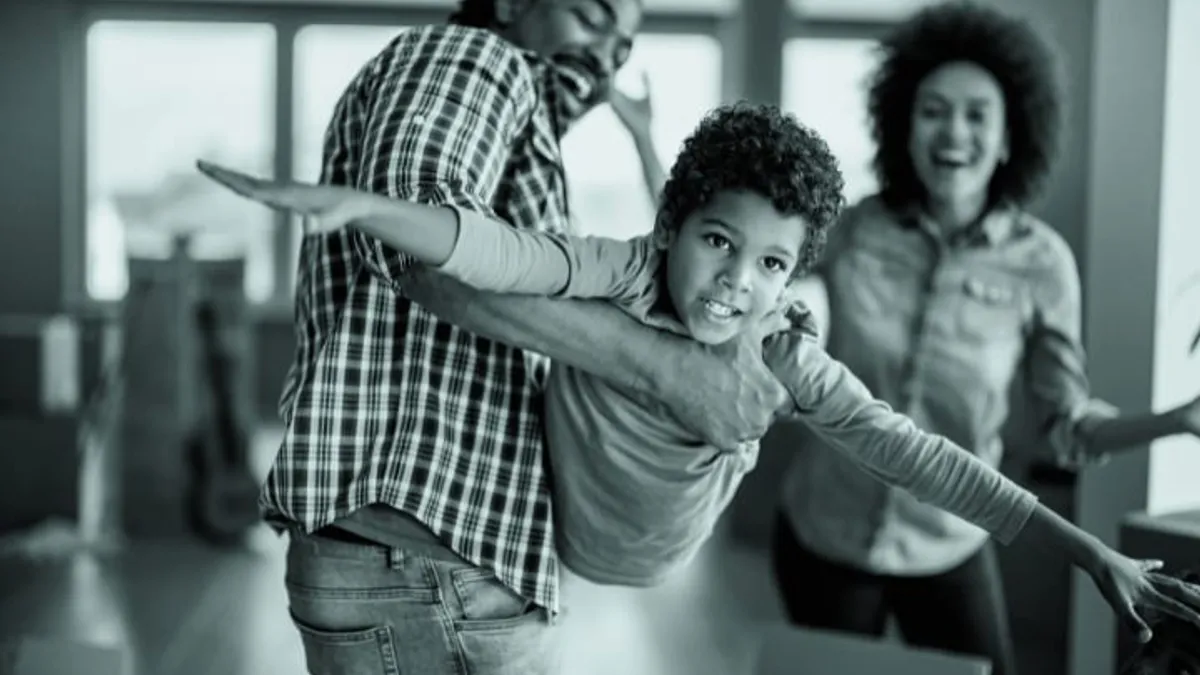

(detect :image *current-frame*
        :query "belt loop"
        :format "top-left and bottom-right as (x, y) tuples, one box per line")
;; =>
(388, 547), (403, 569)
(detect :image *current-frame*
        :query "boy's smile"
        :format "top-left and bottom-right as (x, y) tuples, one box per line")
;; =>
(660, 189), (810, 345)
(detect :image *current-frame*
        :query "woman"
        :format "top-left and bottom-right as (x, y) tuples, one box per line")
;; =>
(766, 3), (1200, 673)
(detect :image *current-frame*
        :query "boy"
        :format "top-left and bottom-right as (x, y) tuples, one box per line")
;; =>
(198, 103), (1200, 639)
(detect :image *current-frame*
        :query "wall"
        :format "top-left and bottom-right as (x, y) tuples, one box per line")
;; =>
(0, 2), (72, 315)
(0, 2), (79, 531)
(1071, 2), (1172, 674)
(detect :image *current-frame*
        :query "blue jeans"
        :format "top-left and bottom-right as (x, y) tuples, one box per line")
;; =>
(285, 530), (559, 675)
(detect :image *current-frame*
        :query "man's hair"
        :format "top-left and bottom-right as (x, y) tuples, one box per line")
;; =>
(450, 0), (498, 27)
(657, 101), (846, 276)
(868, 0), (1066, 211)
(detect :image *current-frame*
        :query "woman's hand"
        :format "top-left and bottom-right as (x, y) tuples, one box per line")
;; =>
(1174, 393), (1200, 437)
(609, 71), (654, 141)
(196, 159), (373, 234)
(1081, 545), (1200, 644)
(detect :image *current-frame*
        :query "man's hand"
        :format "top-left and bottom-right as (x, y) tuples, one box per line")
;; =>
(664, 311), (793, 450)
(402, 265), (792, 451)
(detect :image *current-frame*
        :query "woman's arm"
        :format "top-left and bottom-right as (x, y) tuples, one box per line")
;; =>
(610, 76), (666, 202)
(1025, 232), (1199, 465)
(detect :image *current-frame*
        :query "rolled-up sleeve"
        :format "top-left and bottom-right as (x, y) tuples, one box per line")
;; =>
(766, 332), (1039, 544)
(1024, 233), (1119, 468)
(349, 27), (537, 292)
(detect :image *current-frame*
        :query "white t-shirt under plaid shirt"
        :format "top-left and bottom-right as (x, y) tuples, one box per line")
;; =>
(262, 23), (575, 613)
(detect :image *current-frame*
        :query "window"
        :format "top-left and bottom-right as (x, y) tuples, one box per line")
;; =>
(292, 25), (407, 183)
(288, 24), (405, 293)
(560, 34), (723, 241)
(85, 21), (276, 301)
(789, 0), (936, 21)
(782, 38), (881, 205)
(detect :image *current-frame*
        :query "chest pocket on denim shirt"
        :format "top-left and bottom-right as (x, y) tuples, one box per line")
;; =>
(957, 275), (1028, 337)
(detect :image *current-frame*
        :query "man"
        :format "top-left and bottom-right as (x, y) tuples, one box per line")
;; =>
(266, 1), (789, 673)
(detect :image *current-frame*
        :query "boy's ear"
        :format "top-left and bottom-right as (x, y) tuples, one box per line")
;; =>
(652, 214), (673, 250)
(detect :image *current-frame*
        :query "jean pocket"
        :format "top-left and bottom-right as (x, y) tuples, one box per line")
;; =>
(449, 567), (543, 632)
(290, 611), (401, 675)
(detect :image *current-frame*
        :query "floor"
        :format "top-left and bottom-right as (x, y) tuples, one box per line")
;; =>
(0, 426), (1066, 675)
(0, 518), (792, 675)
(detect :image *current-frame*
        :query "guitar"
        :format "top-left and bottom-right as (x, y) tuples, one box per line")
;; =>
(185, 297), (261, 545)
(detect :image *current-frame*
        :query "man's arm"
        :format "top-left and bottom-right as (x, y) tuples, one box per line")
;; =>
(404, 266), (791, 450)
(349, 27), (537, 284)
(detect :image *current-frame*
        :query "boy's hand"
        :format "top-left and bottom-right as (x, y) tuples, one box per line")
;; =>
(1080, 544), (1200, 645)
(196, 159), (372, 234)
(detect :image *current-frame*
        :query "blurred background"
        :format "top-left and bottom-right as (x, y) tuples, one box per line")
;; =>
(0, 0), (1198, 674)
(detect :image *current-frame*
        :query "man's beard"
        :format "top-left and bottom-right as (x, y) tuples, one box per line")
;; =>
(544, 50), (611, 136)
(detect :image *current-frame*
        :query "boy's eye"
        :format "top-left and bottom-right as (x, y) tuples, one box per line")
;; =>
(763, 257), (788, 273)
(704, 233), (732, 250)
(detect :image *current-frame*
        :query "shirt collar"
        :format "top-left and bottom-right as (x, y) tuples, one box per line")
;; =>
(897, 202), (1019, 248)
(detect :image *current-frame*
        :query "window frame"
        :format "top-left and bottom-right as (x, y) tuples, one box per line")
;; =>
(64, 0), (893, 316)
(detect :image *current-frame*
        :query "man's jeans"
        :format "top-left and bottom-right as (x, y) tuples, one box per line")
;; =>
(285, 531), (559, 674)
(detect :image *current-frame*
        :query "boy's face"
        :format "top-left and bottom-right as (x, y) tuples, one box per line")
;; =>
(659, 190), (809, 345)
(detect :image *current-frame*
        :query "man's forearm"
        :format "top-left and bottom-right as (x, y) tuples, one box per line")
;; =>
(401, 265), (684, 400)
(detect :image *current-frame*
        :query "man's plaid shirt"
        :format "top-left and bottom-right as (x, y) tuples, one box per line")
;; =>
(262, 23), (576, 613)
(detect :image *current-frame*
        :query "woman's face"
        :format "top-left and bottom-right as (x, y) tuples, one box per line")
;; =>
(908, 61), (1009, 213)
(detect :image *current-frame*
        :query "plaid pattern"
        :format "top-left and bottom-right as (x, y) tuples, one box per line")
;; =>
(263, 23), (572, 612)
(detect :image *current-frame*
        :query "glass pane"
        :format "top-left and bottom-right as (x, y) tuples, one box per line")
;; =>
(292, 24), (406, 182)
(289, 24), (406, 294)
(85, 20), (276, 301)
(782, 38), (881, 206)
(561, 34), (723, 241)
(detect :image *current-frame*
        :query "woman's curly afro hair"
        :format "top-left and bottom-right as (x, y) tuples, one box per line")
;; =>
(657, 101), (846, 275)
(868, 0), (1066, 210)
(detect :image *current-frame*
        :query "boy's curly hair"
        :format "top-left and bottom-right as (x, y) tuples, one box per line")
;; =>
(657, 101), (845, 275)
(868, 0), (1065, 210)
